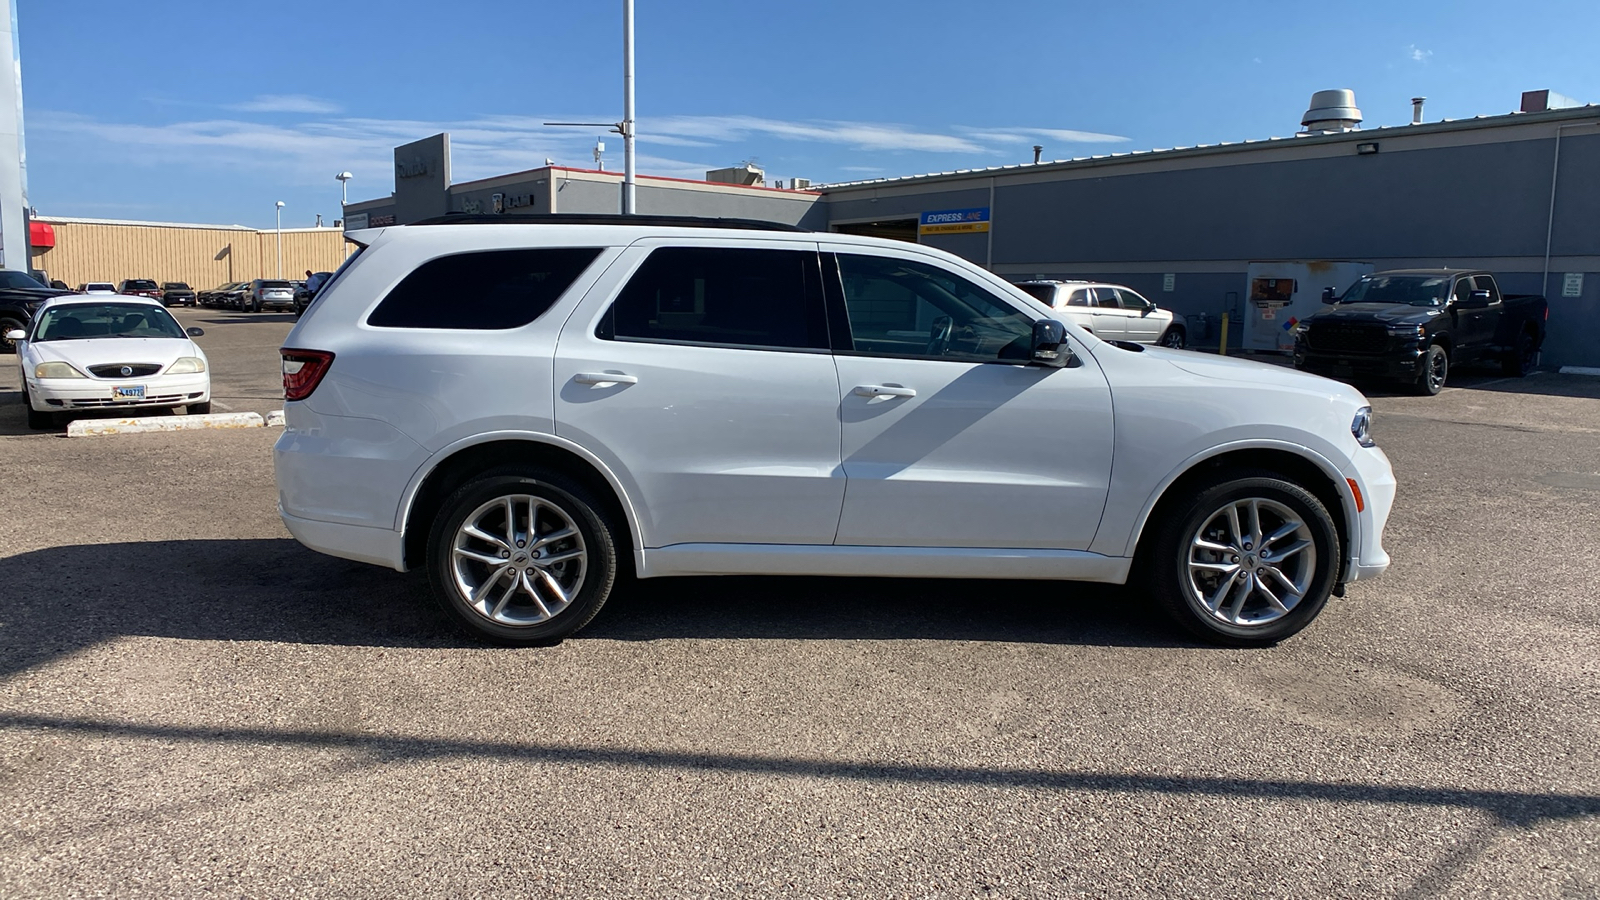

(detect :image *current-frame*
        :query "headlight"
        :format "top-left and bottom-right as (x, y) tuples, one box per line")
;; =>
(1351, 406), (1375, 448)
(1388, 324), (1426, 340)
(167, 356), (207, 374)
(34, 361), (86, 379)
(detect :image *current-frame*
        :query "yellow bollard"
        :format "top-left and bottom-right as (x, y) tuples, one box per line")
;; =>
(1218, 312), (1230, 356)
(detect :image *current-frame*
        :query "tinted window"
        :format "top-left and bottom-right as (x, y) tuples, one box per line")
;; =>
(1453, 279), (1473, 304)
(1118, 288), (1151, 310)
(1093, 288), (1121, 309)
(0, 270), (46, 290)
(122, 280), (158, 291)
(1472, 275), (1501, 303)
(1014, 283), (1055, 305)
(369, 247), (602, 329)
(1067, 289), (1090, 307)
(602, 247), (826, 350)
(835, 253), (1034, 362)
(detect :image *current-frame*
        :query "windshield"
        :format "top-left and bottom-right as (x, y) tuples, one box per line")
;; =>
(163, 282), (190, 290)
(0, 270), (47, 290)
(122, 280), (159, 291)
(1339, 275), (1450, 306)
(33, 303), (186, 341)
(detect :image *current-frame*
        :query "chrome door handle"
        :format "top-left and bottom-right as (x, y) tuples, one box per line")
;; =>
(853, 384), (916, 398)
(574, 372), (638, 386)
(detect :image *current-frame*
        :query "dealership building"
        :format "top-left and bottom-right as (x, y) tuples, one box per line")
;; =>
(349, 91), (1600, 368)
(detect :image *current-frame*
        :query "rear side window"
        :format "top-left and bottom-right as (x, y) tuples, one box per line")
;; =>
(599, 247), (827, 350)
(369, 247), (602, 329)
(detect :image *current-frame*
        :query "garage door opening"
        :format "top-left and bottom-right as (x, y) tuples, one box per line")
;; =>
(832, 219), (919, 243)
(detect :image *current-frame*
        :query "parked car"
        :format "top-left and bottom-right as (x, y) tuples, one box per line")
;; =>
(200, 281), (240, 308)
(0, 268), (73, 353)
(1012, 280), (1188, 348)
(117, 279), (163, 301)
(78, 283), (116, 294)
(8, 295), (210, 429)
(1293, 269), (1547, 395)
(160, 282), (197, 307)
(274, 214), (1396, 648)
(221, 282), (253, 310)
(295, 271), (333, 315)
(245, 279), (296, 313)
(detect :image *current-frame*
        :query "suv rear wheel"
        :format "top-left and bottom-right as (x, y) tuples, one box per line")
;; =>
(1145, 471), (1340, 646)
(426, 467), (618, 645)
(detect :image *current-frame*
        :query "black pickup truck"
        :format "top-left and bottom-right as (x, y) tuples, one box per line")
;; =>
(0, 269), (73, 353)
(1292, 269), (1546, 395)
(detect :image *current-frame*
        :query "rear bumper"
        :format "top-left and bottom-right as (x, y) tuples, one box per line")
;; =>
(280, 506), (405, 570)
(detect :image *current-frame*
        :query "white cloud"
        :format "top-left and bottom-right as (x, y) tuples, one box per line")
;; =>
(1408, 44), (1432, 62)
(229, 94), (343, 114)
(646, 114), (989, 154)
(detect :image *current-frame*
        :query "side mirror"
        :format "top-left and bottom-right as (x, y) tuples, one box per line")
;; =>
(1030, 319), (1072, 368)
(186, 326), (205, 337)
(3, 328), (24, 341)
(1457, 290), (1492, 309)
(1321, 287), (1338, 304)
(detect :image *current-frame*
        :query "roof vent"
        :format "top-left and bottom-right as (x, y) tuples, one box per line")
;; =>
(706, 164), (765, 186)
(1521, 89), (1583, 112)
(1300, 89), (1362, 133)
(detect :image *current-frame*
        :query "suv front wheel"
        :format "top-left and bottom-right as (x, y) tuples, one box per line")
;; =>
(426, 467), (618, 645)
(1145, 471), (1340, 646)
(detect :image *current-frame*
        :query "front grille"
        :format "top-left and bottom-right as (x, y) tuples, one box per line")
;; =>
(88, 363), (164, 378)
(71, 394), (184, 407)
(1307, 322), (1389, 354)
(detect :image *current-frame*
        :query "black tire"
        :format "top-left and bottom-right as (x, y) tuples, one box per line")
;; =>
(1414, 344), (1448, 395)
(1159, 327), (1186, 349)
(0, 317), (23, 354)
(23, 385), (56, 430)
(187, 401), (212, 415)
(426, 467), (618, 645)
(1501, 329), (1537, 377)
(1144, 470), (1341, 646)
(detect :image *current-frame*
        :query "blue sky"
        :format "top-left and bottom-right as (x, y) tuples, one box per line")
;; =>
(20, 0), (1600, 228)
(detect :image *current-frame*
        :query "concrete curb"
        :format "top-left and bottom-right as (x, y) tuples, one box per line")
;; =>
(1559, 366), (1600, 377)
(266, 410), (285, 427)
(67, 411), (266, 437)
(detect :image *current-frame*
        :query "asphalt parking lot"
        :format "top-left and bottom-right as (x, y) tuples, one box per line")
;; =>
(1, 314), (1596, 898)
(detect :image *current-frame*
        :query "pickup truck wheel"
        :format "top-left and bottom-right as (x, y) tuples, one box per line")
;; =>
(1415, 344), (1448, 395)
(1502, 330), (1537, 377)
(427, 468), (618, 646)
(1146, 471), (1340, 646)
(1159, 327), (1186, 349)
(0, 316), (22, 353)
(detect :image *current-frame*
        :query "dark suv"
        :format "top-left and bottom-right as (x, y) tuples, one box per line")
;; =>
(117, 279), (163, 300)
(161, 282), (197, 307)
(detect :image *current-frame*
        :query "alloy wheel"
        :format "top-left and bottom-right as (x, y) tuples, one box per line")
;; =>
(1184, 497), (1317, 628)
(448, 493), (588, 627)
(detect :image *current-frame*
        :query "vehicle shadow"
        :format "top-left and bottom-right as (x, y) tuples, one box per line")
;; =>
(0, 538), (1186, 679)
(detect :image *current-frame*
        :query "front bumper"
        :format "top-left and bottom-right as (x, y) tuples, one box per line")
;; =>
(1294, 344), (1425, 382)
(27, 373), (210, 411)
(1343, 445), (1397, 583)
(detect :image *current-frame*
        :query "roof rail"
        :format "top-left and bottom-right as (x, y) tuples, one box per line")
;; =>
(406, 212), (808, 232)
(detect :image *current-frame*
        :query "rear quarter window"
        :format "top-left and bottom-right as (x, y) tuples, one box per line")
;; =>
(368, 247), (603, 329)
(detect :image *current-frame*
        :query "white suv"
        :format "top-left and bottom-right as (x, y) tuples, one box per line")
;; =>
(1014, 280), (1187, 348)
(274, 215), (1394, 647)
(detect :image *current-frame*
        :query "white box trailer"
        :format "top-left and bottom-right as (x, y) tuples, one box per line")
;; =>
(1243, 260), (1374, 351)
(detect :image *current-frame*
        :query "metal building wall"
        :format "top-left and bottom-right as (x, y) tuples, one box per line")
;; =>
(31, 219), (348, 290)
(822, 111), (1600, 367)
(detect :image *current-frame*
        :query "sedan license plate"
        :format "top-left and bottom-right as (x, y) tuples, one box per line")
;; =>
(113, 385), (146, 400)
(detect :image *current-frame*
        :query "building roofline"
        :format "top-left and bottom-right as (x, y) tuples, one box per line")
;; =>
(34, 215), (345, 234)
(814, 104), (1600, 192)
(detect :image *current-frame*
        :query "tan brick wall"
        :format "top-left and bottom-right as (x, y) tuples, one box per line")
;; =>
(29, 219), (349, 291)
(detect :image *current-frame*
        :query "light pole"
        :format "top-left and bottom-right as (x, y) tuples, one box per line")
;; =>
(544, 0), (637, 214)
(275, 200), (285, 278)
(336, 172), (352, 210)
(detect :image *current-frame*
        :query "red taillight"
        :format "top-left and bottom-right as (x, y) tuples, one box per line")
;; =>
(282, 349), (335, 401)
